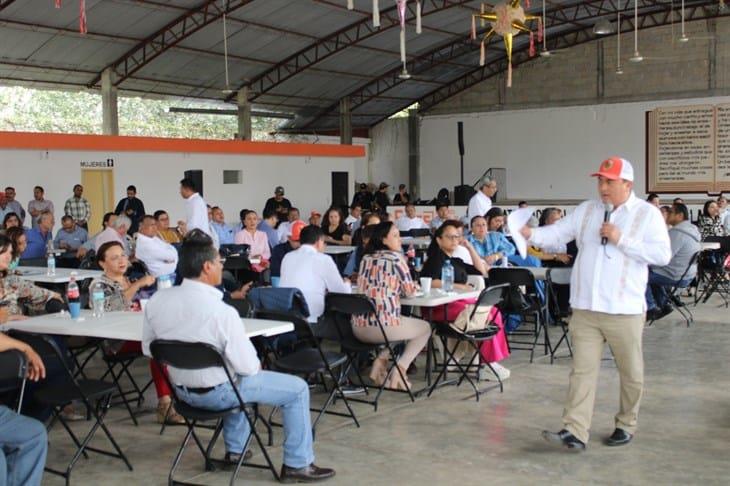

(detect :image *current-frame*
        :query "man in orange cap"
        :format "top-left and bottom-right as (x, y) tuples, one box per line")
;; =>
(270, 220), (306, 278)
(519, 157), (671, 451)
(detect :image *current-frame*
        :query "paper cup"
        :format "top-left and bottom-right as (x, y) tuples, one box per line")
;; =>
(419, 277), (432, 294)
(68, 302), (81, 319)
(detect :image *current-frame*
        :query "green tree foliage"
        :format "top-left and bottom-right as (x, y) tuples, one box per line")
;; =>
(0, 86), (279, 140)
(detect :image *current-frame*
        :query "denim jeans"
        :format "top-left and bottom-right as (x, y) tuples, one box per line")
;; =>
(0, 405), (47, 486)
(175, 370), (314, 468)
(646, 270), (690, 310)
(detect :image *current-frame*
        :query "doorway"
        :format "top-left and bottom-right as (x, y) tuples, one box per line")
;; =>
(81, 169), (115, 234)
(331, 171), (349, 212)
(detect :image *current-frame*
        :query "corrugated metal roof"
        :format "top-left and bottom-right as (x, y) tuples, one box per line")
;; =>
(0, 0), (720, 131)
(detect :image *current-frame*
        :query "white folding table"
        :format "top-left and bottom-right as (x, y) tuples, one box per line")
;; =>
(323, 245), (356, 255)
(0, 310), (294, 341)
(16, 267), (103, 284)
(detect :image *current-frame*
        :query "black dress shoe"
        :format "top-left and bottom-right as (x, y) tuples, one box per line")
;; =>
(224, 449), (253, 466)
(280, 463), (336, 483)
(541, 429), (586, 451)
(646, 308), (662, 322)
(604, 428), (633, 446)
(657, 304), (673, 319)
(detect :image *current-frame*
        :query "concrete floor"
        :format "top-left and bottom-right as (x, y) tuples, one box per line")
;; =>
(44, 298), (730, 485)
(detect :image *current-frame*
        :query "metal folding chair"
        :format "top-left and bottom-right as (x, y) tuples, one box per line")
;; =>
(10, 331), (132, 485)
(255, 309), (359, 437)
(546, 267), (573, 363)
(648, 252), (699, 327)
(150, 340), (279, 485)
(322, 293), (416, 411)
(488, 267), (551, 363)
(426, 284), (507, 401)
(0, 348), (28, 412)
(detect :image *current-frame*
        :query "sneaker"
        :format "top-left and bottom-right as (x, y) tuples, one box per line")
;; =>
(479, 362), (511, 381)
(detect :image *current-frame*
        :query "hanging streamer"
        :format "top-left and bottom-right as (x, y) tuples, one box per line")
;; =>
(471, 15), (476, 40)
(416, 1), (422, 34)
(79, 0), (87, 34)
(537, 16), (543, 42)
(507, 62), (512, 88)
(480, 40), (485, 66)
(524, 0), (530, 8)
(55, 0), (61, 8)
(373, 0), (380, 27)
(347, 0), (353, 9)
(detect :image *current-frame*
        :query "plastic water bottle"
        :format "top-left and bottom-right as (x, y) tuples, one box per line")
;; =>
(441, 259), (454, 293)
(501, 254), (509, 268)
(46, 252), (56, 276)
(91, 281), (105, 318)
(67, 272), (79, 304)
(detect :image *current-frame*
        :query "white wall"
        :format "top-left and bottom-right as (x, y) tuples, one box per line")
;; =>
(368, 118), (410, 189)
(1, 149), (358, 226)
(420, 95), (730, 201)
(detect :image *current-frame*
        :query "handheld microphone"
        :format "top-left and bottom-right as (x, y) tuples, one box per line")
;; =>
(601, 203), (614, 245)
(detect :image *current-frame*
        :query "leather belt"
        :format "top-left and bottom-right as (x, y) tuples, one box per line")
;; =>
(185, 386), (215, 394)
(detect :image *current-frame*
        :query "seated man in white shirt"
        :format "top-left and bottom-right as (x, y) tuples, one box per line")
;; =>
(95, 214), (131, 254)
(344, 204), (361, 231)
(430, 202), (450, 232)
(280, 225), (351, 323)
(142, 230), (335, 482)
(135, 215), (179, 278)
(395, 203), (428, 233)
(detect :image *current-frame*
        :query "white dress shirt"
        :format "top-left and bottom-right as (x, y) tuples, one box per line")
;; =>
(395, 216), (428, 232)
(135, 233), (179, 277)
(280, 245), (351, 323)
(142, 279), (260, 387)
(529, 193), (671, 314)
(94, 226), (125, 252)
(185, 192), (210, 236)
(467, 191), (492, 218)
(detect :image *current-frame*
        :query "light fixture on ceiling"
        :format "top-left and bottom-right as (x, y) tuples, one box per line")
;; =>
(616, 11), (624, 74)
(593, 18), (615, 35)
(539, 0), (551, 57)
(629, 0), (643, 62)
(398, 68), (412, 80)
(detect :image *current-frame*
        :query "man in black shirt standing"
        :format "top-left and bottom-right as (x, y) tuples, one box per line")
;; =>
(115, 185), (146, 235)
(263, 186), (292, 226)
(351, 183), (373, 211)
(374, 182), (390, 213)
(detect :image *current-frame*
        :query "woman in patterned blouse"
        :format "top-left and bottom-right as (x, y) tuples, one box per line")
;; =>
(90, 241), (183, 424)
(353, 222), (430, 391)
(0, 234), (62, 318)
(698, 200), (726, 240)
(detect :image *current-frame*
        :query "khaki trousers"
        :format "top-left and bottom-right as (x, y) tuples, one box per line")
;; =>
(563, 309), (645, 443)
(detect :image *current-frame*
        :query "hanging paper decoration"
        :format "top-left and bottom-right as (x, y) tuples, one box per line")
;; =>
(346, 0), (422, 31)
(52, 1), (87, 34)
(470, 0), (541, 87)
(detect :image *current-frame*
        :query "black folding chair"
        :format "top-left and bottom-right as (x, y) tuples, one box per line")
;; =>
(150, 340), (279, 485)
(255, 309), (359, 436)
(694, 236), (730, 306)
(99, 347), (153, 426)
(546, 267), (573, 363)
(648, 252), (699, 327)
(9, 331), (132, 485)
(0, 348), (28, 412)
(488, 267), (551, 363)
(427, 284), (507, 401)
(321, 293), (416, 411)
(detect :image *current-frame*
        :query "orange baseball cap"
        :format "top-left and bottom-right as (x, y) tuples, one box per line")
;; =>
(310, 210), (321, 217)
(290, 220), (306, 241)
(591, 156), (634, 181)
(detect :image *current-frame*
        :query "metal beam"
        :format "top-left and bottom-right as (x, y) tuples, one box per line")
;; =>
(0, 0), (17, 11)
(412, 2), (728, 117)
(299, 0), (635, 129)
(226, 0), (475, 103)
(88, 0), (257, 88)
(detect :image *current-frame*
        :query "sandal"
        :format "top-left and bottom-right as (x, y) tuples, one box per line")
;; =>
(157, 401), (185, 425)
(368, 357), (389, 386)
(385, 365), (412, 391)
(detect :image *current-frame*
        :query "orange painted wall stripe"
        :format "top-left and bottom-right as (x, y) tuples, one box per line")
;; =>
(0, 131), (366, 158)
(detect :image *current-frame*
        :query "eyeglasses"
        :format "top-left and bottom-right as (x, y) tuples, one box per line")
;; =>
(441, 234), (460, 240)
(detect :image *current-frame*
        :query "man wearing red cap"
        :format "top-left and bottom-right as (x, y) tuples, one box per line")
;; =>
(519, 157), (671, 451)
